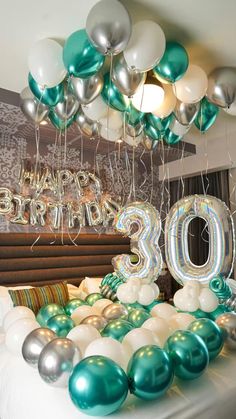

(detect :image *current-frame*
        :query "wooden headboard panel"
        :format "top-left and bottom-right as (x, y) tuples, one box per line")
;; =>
(0, 233), (130, 287)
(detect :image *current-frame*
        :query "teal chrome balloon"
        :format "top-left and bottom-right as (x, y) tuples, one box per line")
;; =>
(194, 97), (219, 132)
(144, 121), (162, 141)
(164, 128), (182, 145)
(64, 299), (87, 316)
(209, 304), (231, 321)
(192, 309), (210, 319)
(101, 73), (130, 112)
(188, 318), (224, 361)
(63, 30), (105, 78)
(69, 355), (129, 416)
(128, 309), (150, 328)
(102, 319), (133, 341)
(49, 110), (75, 130)
(125, 105), (144, 126)
(36, 304), (65, 327)
(165, 330), (209, 380)
(28, 73), (64, 107)
(154, 42), (189, 83)
(85, 293), (103, 306)
(127, 345), (174, 400)
(125, 303), (146, 313)
(47, 314), (75, 338)
(146, 113), (172, 134)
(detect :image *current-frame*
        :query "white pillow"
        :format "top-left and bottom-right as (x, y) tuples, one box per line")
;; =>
(0, 285), (33, 327)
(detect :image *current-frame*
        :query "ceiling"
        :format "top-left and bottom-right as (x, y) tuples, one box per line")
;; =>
(0, 0), (236, 93)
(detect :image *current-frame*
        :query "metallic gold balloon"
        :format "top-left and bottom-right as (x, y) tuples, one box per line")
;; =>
(112, 54), (146, 97)
(38, 338), (81, 387)
(165, 330), (209, 380)
(0, 187), (14, 214)
(70, 73), (103, 104)
(47, 314), (75, 337)
(102, 303), (128, 321)
(54, 90), (79, 120)
(75, 109), (99, 138)
(174, 100), (199, 125)
(165, 195), (235, 285)
(127, 345), (174, 400)
(102, 198), (121, 224)
(207, 67), (236, 107)
(22, 328), (56, 368)
(112, 202), (163, 284)
(216, 312), (236, 350)
(29, 199), (46, 226)
(81, 315), (108, 331)
(188, 318), (224, 360)
(85, 201), (103, 226)
(66, 201), (85, 229)
(69, 355), (129, 416)
(102, 319), (133, 341)
(10, 195), (30, 225)
(64, 299), (87, 316)
(20, 87), (49, 124)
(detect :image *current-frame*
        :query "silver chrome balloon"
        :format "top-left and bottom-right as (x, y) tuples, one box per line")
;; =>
(22, 328), (56, 368)
(70, 73), (103, 104)
(75, 108), (99, 138)
(207, 67), (236, 108)
(142, 136), (159, 151)
(112, 55), (146, 97)
(112, 201), (163, 284)
(169, 115), (191, 136)
(102, 303), (128, 320)
(165, 195), (235, 285)
(86, 0), (132, 55)
(54, 90), (79, 120)
(174, 100), (200, 125)
(0, 187), (14, 214)
(85, 201), (103, 226)
(216, 312), (236, 350)
(125, 121), (143, 137)
(20, 87), (49, 124)
(38, 338), (81, 387)
(81, 315), (108, 331)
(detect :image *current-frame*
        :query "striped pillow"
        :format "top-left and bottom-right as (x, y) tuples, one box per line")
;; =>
(8, 282), (69, 314)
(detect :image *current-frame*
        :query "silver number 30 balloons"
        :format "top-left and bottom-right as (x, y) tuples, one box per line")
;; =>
(165, 195), (235, 285)
(112, 201), (163, 284)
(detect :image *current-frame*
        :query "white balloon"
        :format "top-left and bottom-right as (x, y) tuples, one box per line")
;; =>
(174, 65), (208, 104)
(3, 306), (35, 332)
(122, 328), (160, 360)
(124, 133), (143, 147)
(151, 302), (177, 319)
(100, 109), (123, 130)
(85, 337), (128, 369)
(198, 288), (219, 313)
(153, 83), (176, 118)
(168, 313), (195, 331)
(67, 324), (100, 356)
(124, 20), (166, 72)
(100, 125), (122, 142)
(5, 318), (39, 355)
(142, 317), (172, 347)
(93, 299), (112, 313)
(173, 289), (199, 312)
(82, 95), (108, 121)
(116, 283), (138, 304)
(150, 282), (160, 299)
(28, 39), (66, 88)
(71, 306), (99, 325)
(183, 281), (201, 298)
(137, 284), (156, 306)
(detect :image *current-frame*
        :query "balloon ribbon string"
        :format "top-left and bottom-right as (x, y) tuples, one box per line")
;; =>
(150, 150), (154, 204)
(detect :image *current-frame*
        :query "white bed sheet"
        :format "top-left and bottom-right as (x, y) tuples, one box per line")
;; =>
(0, 331), (236, 419)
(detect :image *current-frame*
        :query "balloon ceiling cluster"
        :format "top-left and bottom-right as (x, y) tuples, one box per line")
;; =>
(20, 0), (236, 149)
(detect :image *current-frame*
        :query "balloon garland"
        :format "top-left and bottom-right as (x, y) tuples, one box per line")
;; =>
(20, 0), (236, 148)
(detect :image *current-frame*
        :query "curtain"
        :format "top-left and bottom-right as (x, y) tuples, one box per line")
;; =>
(170, 169), (230, 270)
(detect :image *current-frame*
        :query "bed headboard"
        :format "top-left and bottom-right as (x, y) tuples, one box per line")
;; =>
(0, 233), (130, 287)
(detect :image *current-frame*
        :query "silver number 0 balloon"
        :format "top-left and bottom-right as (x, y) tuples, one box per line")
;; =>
(112, 201), (163, 284)
(165, 195), (235, 285)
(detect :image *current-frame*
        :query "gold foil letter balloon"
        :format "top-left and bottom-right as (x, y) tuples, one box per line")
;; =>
(0, 188), (14, 214)
(165, 195), (235, 285)
(112, 202), (163, 284)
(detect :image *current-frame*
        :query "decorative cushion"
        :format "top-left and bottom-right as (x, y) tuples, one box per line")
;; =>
(8, 282), (69, 314)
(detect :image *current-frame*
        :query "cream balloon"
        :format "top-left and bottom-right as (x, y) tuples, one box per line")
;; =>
(198, 288), (219, 312)
(137, 284), (156, 306)
(100, 125), (122, 142)
(84, 337), (128, 370)
(67, 324), (100, 356)
(28, 39), (66, 88)
(5, 318), (39, 356)
(168, 313), (195, 331)
(174, 65), (208, 104)
(124, 20), (166, 72)
(92, 299), (113, 314)
(3, 306), (35, 332)
(142, 317), (173, 347)
(122, 328), (160, 360)
(153, 84), (176, 118)
(100, 109), (123, 130)
(82, 95), (107, 121)
(71, 305), (99, 325)
(150, 303), (177, 320)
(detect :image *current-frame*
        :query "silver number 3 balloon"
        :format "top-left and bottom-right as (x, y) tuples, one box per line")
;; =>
(112, 201), (163, 284)
(165, 195), (235, 285)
